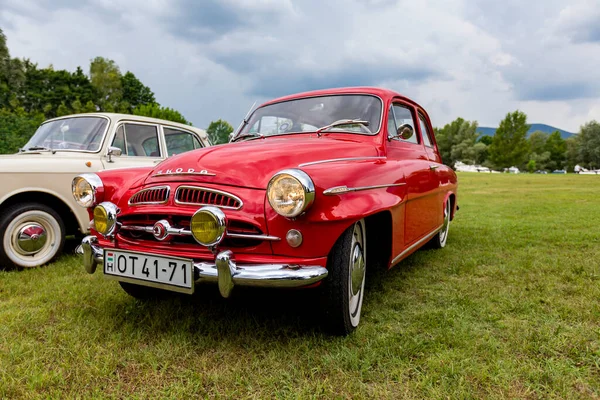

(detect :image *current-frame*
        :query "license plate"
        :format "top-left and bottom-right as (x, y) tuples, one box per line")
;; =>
(103, 249), (194, 294)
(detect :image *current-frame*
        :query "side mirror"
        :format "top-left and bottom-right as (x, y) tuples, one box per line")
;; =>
(388, 123), (414, 141)
(397, 124), (414, 140)
(106, 146), (122, 163)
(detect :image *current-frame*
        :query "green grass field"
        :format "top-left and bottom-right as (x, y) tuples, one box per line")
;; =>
(1, 174), (599, 399)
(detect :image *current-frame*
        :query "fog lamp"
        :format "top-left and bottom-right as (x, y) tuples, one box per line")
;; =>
(93, 202), (118, 236)
(191, 206), (226, 246)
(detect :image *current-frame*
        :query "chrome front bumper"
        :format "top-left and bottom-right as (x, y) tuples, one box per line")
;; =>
(78, 236), (328, 298)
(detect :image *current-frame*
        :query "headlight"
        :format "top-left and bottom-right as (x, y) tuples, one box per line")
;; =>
(93, 202), (118, 236)
(72, 174), (104, 208)
(267, 169), (315, 218)
(191, 206), (226, 246)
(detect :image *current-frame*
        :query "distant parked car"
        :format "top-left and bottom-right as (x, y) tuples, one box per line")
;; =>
(534, 170), (548, 174)
(0, 113), (210, 268)
(74, 87), (458, 334)
(552, 169), (567, 174)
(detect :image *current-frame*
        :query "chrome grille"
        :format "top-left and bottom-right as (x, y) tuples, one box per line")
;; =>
(128, 186), (170, 205)
(175, 186), (242, 209)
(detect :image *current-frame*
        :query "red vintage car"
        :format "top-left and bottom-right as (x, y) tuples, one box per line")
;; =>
(73, 87), (458, 334)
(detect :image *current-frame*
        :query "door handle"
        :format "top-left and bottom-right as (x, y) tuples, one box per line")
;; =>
(429, 165), (439, 171)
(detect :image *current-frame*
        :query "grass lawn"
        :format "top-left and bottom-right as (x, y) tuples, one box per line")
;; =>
(1, 173), (599, 398)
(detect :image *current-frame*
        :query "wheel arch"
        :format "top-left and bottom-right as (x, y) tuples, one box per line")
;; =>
(444, 191), (457, 221)
(364, 210), (393, 271)
(0, 189), (83, 236)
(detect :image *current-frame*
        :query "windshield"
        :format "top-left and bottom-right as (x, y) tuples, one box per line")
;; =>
(235, 95), (382, 139)
(22, 116), (109, 152)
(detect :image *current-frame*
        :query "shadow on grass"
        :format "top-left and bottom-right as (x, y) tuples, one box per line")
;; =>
(86, 249), (437, 344)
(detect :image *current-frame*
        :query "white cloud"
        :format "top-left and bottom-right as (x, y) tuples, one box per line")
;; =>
(1, 0), (599, 132)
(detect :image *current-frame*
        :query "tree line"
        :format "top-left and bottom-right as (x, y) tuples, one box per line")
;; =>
(435, 111), (600, 172)
(0, 28), (204, 154)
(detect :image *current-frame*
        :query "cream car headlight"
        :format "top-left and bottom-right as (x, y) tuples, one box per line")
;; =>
(72, 173), (104, 208)
(267, 169), (315, 218)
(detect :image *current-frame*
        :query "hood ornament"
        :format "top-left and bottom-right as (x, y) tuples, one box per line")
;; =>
(152, 168), (216, 178)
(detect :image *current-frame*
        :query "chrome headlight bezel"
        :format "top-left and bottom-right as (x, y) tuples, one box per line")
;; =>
(93, 202), (118, 237)
(72, 173), (104, 208)
(267, 169), (315, 218)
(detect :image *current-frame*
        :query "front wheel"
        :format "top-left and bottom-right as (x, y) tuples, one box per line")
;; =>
(320, 219), (367, 335)
(0, 203), (65, 268)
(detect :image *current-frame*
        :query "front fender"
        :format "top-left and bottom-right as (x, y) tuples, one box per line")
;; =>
(266, 158), (406, 258)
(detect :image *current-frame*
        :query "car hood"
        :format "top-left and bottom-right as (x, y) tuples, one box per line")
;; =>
(0, 152), (103, 173)
(144, 136), (381, 189)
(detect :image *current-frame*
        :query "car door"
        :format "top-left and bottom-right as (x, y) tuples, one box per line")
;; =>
(417, 110), (445, 228)
(385, 101), (438, 246)
(101, 122), (164, 170)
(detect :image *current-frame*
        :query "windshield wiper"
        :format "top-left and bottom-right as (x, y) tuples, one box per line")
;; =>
(315, 119), (371, 136)
(231, 132), (264, 142)
(21, 146), (54, 153)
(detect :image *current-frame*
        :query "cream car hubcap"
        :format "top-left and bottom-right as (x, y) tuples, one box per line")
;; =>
(348, 220), (366, 327)
(4, 210), (59, 267)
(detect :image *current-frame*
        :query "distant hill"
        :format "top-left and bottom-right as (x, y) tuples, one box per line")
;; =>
(477, 124), (574, 139)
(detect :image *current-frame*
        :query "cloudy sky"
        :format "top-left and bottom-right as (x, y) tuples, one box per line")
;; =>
(1, 0), (599, 132)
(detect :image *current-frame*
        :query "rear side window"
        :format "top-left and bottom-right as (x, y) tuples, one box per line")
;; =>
(164, 127), (202, 156)
(418, 113), (434, 148)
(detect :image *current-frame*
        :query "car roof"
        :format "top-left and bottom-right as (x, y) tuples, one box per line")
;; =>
(261, 86), (426, 110)
(43, 112), (208, 138)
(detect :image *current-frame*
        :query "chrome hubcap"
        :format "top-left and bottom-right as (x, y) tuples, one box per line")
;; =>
(350, 244), (365, 295)
(439, 201), (450, 244)
(16, 223), (48, 255)
(348, 220), (366, 326)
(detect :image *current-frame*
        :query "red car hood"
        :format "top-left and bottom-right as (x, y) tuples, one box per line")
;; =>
(145, 136), (380, 189)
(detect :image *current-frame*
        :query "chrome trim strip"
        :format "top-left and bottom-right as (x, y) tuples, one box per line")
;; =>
(120, 225), (281, 241)
(298, 156), (386, 167)
(78, 238), (327, 297)
(152, 171), (216, 177)
(174, 186), (243, 210)
(323, 182), (406, 195)
(390, 224), (443, 265)
(128, 186), (170, 206)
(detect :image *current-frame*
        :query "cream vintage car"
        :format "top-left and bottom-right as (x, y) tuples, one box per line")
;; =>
(0, 113), (210, 268)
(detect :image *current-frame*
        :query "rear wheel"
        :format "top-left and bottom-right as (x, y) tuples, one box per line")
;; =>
(320, 219), (367, 335)
(0, 203), (65, 268)
(429, 199), (451, 249)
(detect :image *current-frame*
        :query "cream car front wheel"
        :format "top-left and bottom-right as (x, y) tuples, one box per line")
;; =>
(0, 203), (65, 268)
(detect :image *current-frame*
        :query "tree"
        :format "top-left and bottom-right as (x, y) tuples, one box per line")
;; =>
(133, 103), (190, 125)
(206, 119), (233, 145)
(578, 121), (600, 169)
(565, 135), (581, 171)
(434, 117), (481, 168)
(0, 28), (25, 109)
(89, 57), (122, 111)
(488, 110), (530, 169)
(0, 108), (45, 154)
(526, 131), (550, 171)
(544, 131), (566, 171)
(120, 71), (155, 113)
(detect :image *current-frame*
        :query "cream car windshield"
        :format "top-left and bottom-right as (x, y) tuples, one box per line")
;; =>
(22, 117), (108, 152)
(234, 95), (382, 140)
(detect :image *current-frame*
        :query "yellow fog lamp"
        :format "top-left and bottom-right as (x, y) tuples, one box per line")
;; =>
(191, 206), (226, 246)
(93, 202), (118, 236)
